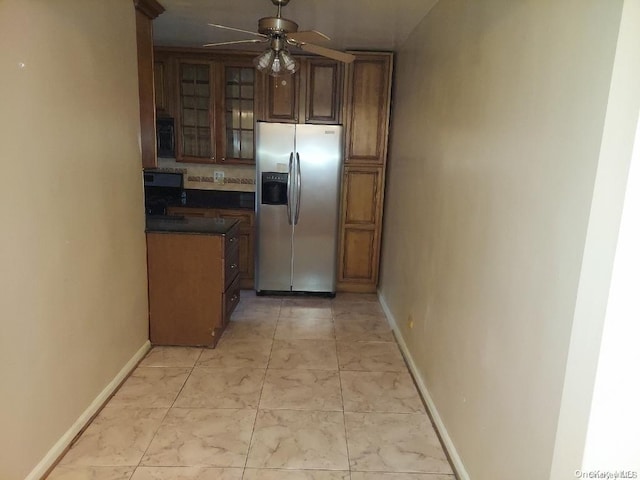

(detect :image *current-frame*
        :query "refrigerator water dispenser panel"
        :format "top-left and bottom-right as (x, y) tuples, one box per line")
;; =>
(261, 172), (288, 205)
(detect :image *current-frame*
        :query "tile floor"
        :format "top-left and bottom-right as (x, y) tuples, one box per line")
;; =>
(48, 292), (455, 480)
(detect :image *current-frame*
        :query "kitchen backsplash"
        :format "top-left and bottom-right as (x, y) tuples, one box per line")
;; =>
(155, 158), (256, 192)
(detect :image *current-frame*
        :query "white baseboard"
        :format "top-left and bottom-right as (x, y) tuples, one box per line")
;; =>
(377, 293), (470, 480)
(25, 340), (151, 480)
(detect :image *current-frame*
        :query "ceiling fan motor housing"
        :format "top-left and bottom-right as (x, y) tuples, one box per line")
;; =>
(258, 16), (298, 36)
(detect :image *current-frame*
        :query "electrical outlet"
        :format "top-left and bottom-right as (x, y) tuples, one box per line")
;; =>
(408, 313), (414, 329)
(214, 171), (225, 184)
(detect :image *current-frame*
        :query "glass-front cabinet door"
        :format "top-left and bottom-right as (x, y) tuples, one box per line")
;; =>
(175, 57), (257, 165)
(217, 62), (255, 164)
(177, 61), (216, 163)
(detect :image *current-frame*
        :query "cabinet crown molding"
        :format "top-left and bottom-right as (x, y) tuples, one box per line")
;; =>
(134, 0), (165, 19)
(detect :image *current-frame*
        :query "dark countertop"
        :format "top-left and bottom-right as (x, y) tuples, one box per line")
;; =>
(146, 215), (239, 235)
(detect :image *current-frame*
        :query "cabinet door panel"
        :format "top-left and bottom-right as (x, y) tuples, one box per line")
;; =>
(338, 166), (383, 287)
(341, 228), (376, 282)
(345, 57), (392, 164)
(306, 60), (342, 124)
(343, 168), (381, 225)
(154, 61), (167, 113)
(266, 74), (299, 122)
(177, 61), (216, 163)
(219, 63), (256, 164)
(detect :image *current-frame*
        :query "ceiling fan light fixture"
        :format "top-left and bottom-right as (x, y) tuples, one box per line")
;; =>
(253, 49), (275, 71)
(254, 47), (298, 77)
(279, 49), (298, 74)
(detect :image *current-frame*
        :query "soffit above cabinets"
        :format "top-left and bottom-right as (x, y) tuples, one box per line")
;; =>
(153, 0), (439, 51)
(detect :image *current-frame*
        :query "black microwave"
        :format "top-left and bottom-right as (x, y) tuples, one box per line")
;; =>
(156, 117), (175, 158)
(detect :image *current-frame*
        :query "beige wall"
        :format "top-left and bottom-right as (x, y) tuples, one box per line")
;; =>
(379, 1), (623, 479)
(0, 1), (149, 478)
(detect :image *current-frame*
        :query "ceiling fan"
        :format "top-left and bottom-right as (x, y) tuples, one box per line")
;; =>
(204, 0), (355, 76)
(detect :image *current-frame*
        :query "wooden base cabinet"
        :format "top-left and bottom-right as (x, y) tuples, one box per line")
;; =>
(147, 226), (240, 348)
(337, 166), (384, 291)
(337, 52), (393, 293)
(166, 206), (255, 289)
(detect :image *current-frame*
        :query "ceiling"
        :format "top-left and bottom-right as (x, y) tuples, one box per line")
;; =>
(153, 0), (439, 52)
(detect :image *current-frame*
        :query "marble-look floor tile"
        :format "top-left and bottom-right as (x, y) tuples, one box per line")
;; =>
(332, 302), (385, 316)
(281, 298), (333, 309)
(331, 293), (379, 304)
(274, 316), (335, 340)
(141, 408), (255, 468)
(243, 469), (350, 480)
(174, 367), (265, 408)
(260, 369), (342, 411)
(247, 409), (349, 470)
(269, 339), (338, 370)
(230, 309), (280, 322)
(280, 299), (333, 320)
(345, 413), (453, 474)
(47, 466), (134, 480)
(341, 371), (424, 413)
(197, 340), (272, 368)
(234, 298), (282, 317)
(279, 306), (333, 320)
(139, 347), (202, 368)
(130, 466), (243, 480)
(60, 406), (167, 467)
(222, 319), (277, 341)
(109, 367), (191, 408)
(350, 474), (455, 480)
(337, 342), (406, 372)
(334, 315), (394, 342)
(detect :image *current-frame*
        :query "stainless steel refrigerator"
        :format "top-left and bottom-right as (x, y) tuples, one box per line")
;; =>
(255, 122), (343, 295)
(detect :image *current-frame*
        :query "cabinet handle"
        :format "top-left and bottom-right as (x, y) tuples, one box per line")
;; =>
(231, 294), (238, 302)
(221, 157), (226, 161)
(210, 156), (215, 160)
(230, 263), (238, 270)
(229, 237), (236, 243)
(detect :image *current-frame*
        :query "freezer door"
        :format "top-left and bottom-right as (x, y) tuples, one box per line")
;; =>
(256, 122), (296, 292)
(292, 124), (343, 292)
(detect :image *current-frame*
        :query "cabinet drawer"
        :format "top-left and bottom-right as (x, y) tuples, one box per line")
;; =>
(223, 274), (241, 325)
(225, 223), (241, 251)
(224, 242), (240, 289)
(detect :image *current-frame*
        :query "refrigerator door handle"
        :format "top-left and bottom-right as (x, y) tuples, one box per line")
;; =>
(295, 152), (302, 225)
(286, 152), (294, 225)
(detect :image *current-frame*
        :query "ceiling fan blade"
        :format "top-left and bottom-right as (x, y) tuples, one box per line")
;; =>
(288, 30), (330, 44)
(207, 23), (267, 38)
(203, 39), (268, 47)
(297, 43), (356, 63)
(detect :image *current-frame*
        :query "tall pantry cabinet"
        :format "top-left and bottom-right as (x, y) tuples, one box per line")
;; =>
(337, 52), (393, 293)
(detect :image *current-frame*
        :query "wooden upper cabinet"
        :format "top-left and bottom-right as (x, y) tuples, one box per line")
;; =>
(153, 52), (175, 118)
(265, 73), (300, 123)
(262, 58), (342, 125)
(305, 59), (343, 124)
(218, 60), (257, 164)
(171, 54), (258, 164)
(176, 60), (216, 163)
(134, 0), (164, 169)
(344, 53), (393, 165)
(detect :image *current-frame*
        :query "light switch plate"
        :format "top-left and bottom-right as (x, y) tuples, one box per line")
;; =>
(214, 171), (225, 184)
